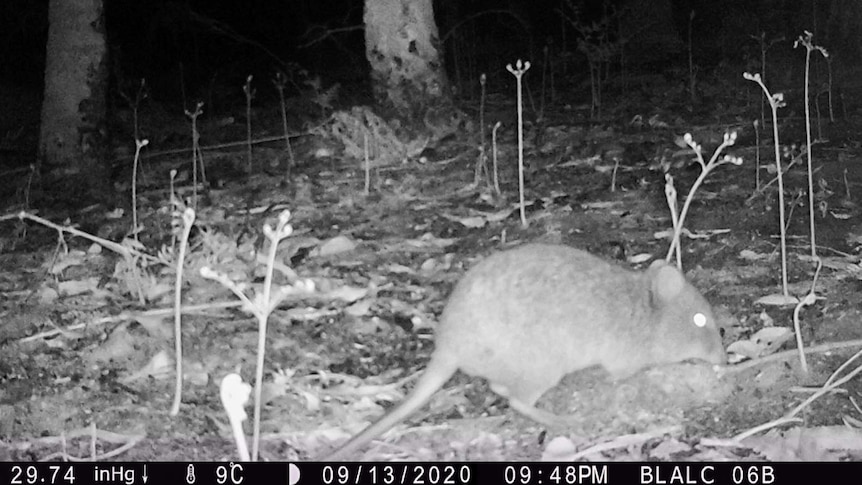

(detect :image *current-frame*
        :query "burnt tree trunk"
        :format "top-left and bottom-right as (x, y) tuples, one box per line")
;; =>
(364, 0), (450, 116)
(39, 0), (110, 203)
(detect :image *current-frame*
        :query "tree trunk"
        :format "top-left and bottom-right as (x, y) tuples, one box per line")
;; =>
(363, 0), (450, 116)
(39, 0), (110, 203)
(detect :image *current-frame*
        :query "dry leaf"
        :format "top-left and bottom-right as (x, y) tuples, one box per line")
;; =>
(318, 235), (356, 256)
(754, 294), (800, 306)
(121, 351), (172, 383)
(727, 326), (793, 359)
(541, 436), (577, 461)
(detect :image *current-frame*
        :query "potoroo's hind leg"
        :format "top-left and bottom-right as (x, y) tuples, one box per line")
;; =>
(490, 377), (575, 427)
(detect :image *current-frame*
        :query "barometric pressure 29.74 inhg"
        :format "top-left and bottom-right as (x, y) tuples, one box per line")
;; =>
(11, 464), (77, 485)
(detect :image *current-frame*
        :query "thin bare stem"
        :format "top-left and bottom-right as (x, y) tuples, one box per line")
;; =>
(507, 60), (531, 228)
(744, 72), (789, 296)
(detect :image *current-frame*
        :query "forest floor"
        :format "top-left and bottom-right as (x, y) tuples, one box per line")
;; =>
(1, 73), (861, 462)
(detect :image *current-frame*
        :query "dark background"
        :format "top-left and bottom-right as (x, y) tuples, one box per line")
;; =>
(1, 0), (854, 104)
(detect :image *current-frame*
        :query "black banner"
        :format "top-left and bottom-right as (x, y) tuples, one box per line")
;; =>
(3, 462), (857, 485)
